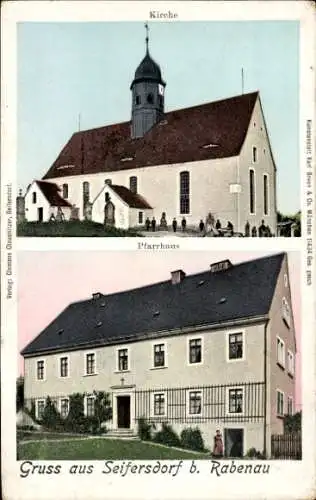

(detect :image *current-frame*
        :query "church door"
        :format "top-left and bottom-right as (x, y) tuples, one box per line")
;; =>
(104, 201), (115, 227)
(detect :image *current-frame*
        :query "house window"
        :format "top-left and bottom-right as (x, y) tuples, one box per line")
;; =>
(138, 211), (143, 224)
(277, 337), (285, 367)
(86, 396), (95, 417)
(228, 333), (243, 360)
(105, 179), (112, 185)
(36, 360), (45, 380)
(129, 176), (137, 194)
(85, 353), (96, 375)
(118, 348), (128, 371)
(153, 343), (165, 367)
(277, 390), (284, 416)
(105, 192), (110, 203)
(287, 350), (295, 376)
(60, 398), (69, 418)
(147, 93), (154, 104)
(249, 169), (255, 214)
(252, 146), (257, 163)
(188, 391), (202, 415)
(32, 192), (37, 204)
(62, 183), (68, 199)
(282, 297), (291, 328)
(189, 338), (202, 364)
(83, 181), (90, 207)
(180, 171), (190, 214)
(36, 399), (45, 420)
(135, 95), (141, 105)
(287, 396), (294, 416)
(228, 388), (243, 414)
(263, 175), (268, 215)
(60, 357), (69, 378)
(153, 393), (166, 416)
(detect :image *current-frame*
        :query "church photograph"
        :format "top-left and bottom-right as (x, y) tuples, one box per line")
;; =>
(17, 21), (300, 237)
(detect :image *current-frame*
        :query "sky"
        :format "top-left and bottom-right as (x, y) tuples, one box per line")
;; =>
(17, 21), (299, 214)
(18, 250), (301, 409)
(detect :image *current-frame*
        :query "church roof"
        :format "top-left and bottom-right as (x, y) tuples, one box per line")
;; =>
(21, 252), (285, 356)
(132, 52), (165, 86)
(43, 91), (259, 180)
(110, 185), (152, 209)
(35, 180), (72, 207)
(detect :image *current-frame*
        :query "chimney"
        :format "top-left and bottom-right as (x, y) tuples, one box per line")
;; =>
(210, 260), (232, 273)
(171, 269), (186, 285)
(92, 292), (103, 300)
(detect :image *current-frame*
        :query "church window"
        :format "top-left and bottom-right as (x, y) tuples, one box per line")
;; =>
(32, 192), (37, 204)
(105, 179), (112, 185)
(147, 93), (154, 104)
(180, 171), (190, 214)
(249, 169), (255, 214)
(129, 176), (137, 194)
(263, 174), (269, 215)
(252, 146), (257, 163)
(83, 181), (90, 207)
(62, 183), (68, 199)
(138, 211), (143, 224)
(135, 95), (141, 105)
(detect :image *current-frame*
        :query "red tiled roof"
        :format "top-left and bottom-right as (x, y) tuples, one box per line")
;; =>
(36, 181), (72, 207)
(110, 185), (152, 209)
(43, 92), (259, 180)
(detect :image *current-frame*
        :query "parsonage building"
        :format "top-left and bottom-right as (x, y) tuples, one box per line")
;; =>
(21, 253), (296, 457)
(21, 33), (277, 235)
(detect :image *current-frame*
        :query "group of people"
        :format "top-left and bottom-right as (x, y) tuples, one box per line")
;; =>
(245, 219), (273, 237)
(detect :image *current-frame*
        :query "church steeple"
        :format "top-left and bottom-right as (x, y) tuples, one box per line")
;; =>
(130, 24), (166, 139)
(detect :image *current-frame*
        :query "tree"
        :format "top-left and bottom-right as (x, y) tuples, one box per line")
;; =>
(16, 376), (24, 412)
(42, 396), (63, 430)
(93, 391), (112, 432)
(284, 411), (301, 433)
(277, 211), (301, 237)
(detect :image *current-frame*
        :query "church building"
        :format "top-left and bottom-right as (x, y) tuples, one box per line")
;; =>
(23, 28), (277, 234)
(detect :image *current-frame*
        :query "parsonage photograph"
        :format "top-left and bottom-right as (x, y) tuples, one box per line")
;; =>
(17, 21), (300, 237)
(17, 251), (301, 460)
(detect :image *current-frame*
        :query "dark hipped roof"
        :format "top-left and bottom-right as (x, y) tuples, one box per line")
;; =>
(110, 185), (152, 209)
(21, 253), (285, 357)
(36, 181), (72, 207)
(43, 92), (259, 180)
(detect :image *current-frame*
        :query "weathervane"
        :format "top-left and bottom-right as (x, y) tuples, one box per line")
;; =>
(145, 22), (149, 53)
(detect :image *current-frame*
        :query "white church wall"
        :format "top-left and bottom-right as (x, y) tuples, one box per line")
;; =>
(25, 182), (51, 222)
(238, 97), (277, 234)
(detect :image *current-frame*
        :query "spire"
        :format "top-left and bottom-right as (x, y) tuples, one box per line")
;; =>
(145, 22), (149, 54)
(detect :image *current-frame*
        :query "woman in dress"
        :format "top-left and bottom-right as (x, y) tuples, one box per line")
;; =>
(213, 429), (224, 458)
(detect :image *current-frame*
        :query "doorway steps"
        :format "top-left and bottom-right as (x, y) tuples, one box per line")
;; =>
(103, 428), (139, 440)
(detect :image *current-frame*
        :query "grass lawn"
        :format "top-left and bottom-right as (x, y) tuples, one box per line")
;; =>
(17, 437), (209, 460)
(17, 221), (141, 237)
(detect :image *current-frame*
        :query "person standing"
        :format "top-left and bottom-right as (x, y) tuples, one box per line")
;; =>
(181, 217), (187, 232)
(199, 219), (205, 233)
(145, 217), (150, 231)
(213, 429), (224, 458)
(172, 218), (177, 233)
(151, 217), (156, 232)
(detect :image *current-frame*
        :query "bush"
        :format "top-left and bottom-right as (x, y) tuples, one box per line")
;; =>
(153, 423), (181, 448)
(138, 418), (152, 441)
(180, 427), (205, 452)
(245, 447), (265, 459)
(42, 397), (63, 430)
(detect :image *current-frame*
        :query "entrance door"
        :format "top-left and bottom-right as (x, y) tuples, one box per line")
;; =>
(38, 207), (43, 222)
(117, 396), (130, 429)
(224, 428), (244, 457)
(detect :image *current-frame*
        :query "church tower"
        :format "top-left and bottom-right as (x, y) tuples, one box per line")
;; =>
(130, 24), (166, 139)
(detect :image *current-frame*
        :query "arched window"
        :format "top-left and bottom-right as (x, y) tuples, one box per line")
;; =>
(62, 183), (68, 199)
(249, 169), (255, 214)
(83, 181), (90, 207)
(129, 176), (137, 194)
(105, 179), (112, 185)
(147, 93), (154, 104)
(263, 174), (268, 215)
(135, 95), (141, 105)
(180, 171), (190, 214)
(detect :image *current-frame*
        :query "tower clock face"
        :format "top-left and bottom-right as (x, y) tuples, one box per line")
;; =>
(158, 84), (164, 96)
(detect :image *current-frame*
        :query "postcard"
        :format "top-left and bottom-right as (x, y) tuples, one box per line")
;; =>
(1, 1), (315, 500)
